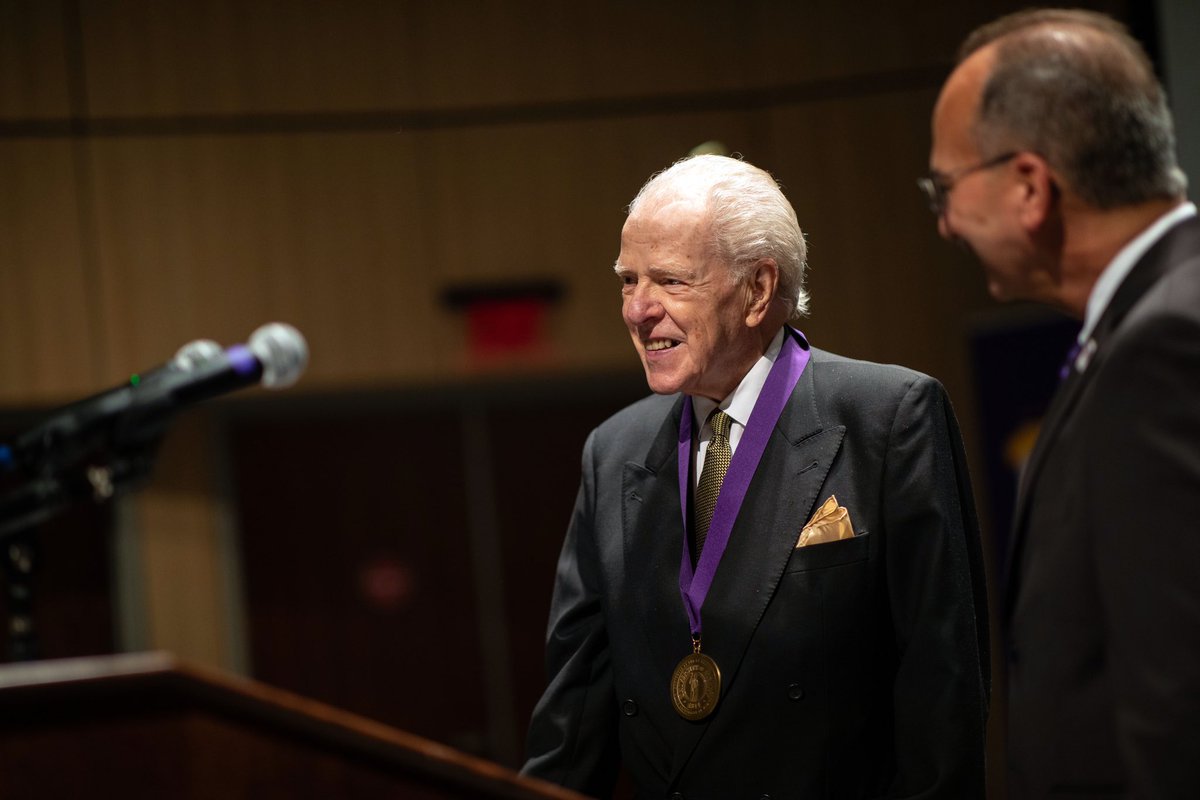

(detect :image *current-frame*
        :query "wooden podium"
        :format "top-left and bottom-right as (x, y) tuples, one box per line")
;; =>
(0, 652), (588, 799)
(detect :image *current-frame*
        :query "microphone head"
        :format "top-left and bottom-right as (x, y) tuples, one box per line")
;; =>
(171, 339), (224, 372)
(248, 323), (308, 388)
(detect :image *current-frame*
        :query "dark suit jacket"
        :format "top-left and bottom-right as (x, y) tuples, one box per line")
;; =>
(1005, 215), (1200, 798)
(524, 336), (990, 799)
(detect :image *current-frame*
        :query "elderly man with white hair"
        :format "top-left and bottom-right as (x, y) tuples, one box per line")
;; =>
(524, 154), (989, 799)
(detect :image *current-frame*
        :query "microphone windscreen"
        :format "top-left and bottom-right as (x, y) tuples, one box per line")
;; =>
(171, 339), (223, 372)
(249, 323), (308, 388)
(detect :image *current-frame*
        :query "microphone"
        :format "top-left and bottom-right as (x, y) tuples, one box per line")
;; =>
(171, 338), (225, 372)
(0, 323), (308, 474)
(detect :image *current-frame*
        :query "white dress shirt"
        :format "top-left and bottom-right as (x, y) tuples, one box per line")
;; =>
(690, 327), (786, 485)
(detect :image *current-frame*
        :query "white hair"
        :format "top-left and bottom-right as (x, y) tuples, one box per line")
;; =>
(627, 154), (810, 319)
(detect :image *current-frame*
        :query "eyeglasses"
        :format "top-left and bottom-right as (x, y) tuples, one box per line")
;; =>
(917, 152), (1018, 216)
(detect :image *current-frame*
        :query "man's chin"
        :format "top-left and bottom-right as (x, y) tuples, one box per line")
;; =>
(985, 272), (1023, 303)
(646, 377), (682, 396)
(642, 368), (686, 397)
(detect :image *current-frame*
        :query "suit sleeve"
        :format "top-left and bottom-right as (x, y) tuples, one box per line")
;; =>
(882, 376), (990, 799)
(522, 430), (621, 797)
(1088, 308), (1200, 796)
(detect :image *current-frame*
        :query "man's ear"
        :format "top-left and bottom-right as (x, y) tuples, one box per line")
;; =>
(744, 258), (779, 327)
(1013, 152), (1058, 231)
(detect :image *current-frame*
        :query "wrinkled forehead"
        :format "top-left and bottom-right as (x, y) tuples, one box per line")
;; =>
(623, 193), (711, 239)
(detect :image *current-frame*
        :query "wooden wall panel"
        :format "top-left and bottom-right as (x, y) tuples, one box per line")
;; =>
(76, 0), (423, 116)
(1, 0), (1135, 407)
(0, 140), (99, 404)
(70, 0), (1129, 118)
(485, 387), (651, 756)
(228, 404), (492, 755)
(763, 89), (994, 393)
(0, 0), (71, 120)
(81, 112), (771, 390)
(132, 413), (231, 669)
(84, 132), (446, 386)
(751, 89), (995, 538)
(412, 112), (764, 370)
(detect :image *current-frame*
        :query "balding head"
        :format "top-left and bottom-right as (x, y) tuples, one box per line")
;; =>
(958, 9), (1186, 209)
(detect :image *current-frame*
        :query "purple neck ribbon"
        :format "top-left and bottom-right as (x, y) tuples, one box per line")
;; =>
(676, 328), (811, 638)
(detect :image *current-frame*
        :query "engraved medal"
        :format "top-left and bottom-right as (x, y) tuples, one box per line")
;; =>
(670, 639), (721, 720)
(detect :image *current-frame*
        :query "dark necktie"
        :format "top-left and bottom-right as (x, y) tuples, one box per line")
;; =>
(694, 410), (732, 559)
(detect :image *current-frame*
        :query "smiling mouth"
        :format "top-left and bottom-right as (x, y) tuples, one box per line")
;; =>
(644, 339), (681, 352)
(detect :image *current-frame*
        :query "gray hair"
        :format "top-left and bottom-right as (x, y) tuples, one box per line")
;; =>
(960, 8), (1186, 209)
(627, 154), (810, 319)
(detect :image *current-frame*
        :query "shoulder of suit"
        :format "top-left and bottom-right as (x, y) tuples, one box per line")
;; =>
(1136, 247), (1200, 315)
(808, 346), (943, 394)
(584, 350), (949, 449)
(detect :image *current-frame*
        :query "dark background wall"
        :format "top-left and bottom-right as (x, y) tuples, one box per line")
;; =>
(3, 1), (1178, 797)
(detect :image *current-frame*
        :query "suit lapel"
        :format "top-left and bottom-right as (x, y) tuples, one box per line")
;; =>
(622, 397), (693, 690)
(1005, 215), (1200, 615)
(667, 352), (846, 783)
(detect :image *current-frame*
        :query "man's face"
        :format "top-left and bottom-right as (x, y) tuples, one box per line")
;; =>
(930, 47), (1037, 301)
(616, 199), (760, 402)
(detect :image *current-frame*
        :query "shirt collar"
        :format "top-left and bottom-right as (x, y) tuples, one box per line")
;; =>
(1079, 201), (1198, 345)
(691, 327), (786, 434)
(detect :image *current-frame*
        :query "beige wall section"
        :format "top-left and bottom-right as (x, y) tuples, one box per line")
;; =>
(84, 132), (452, 387)
(766, 89), (993, 426)
(4, 0), (1132, 403)
(0, 0), (71, 119)
(71, 1), (997, 116)
(0, 140), (100, 404)
(115, 412), (239, 670)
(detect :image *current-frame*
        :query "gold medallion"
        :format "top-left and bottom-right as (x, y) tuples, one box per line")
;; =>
(670, 652), (721, 720)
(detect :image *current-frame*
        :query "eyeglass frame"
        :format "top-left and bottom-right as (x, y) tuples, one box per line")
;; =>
(917, 151), (1018, 216)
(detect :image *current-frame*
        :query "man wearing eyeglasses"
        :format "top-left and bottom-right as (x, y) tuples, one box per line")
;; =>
(928, 9), (1200, 798)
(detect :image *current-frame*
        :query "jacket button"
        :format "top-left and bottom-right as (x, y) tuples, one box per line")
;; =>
(760, 795), (772, 800)
(787, 683), (804, 701)
(622, 699), (638, 716)
(669, 793), (685, 800)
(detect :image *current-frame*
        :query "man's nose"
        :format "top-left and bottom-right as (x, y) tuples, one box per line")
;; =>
(937, 213), (952, 240)
(623, 283), (662, 324)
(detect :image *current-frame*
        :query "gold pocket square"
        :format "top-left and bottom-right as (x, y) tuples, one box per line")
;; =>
(796, 495), (855, 548)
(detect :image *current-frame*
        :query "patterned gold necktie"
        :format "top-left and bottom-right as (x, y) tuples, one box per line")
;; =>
(694, 410), (732, 559)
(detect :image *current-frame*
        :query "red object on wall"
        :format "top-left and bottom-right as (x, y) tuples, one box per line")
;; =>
(441, 280), (563, 359)
(467, 298), (548, 355)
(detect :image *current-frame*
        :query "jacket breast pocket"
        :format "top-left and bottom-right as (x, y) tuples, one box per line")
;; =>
(783, 531), (871, 573)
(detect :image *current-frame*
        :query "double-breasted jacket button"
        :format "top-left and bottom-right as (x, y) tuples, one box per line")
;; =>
(787, 683), (805, 701)
(621, 699), (638, 716)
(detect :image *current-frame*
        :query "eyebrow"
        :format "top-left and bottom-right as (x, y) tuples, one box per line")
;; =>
(612, 263), (696, 281)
